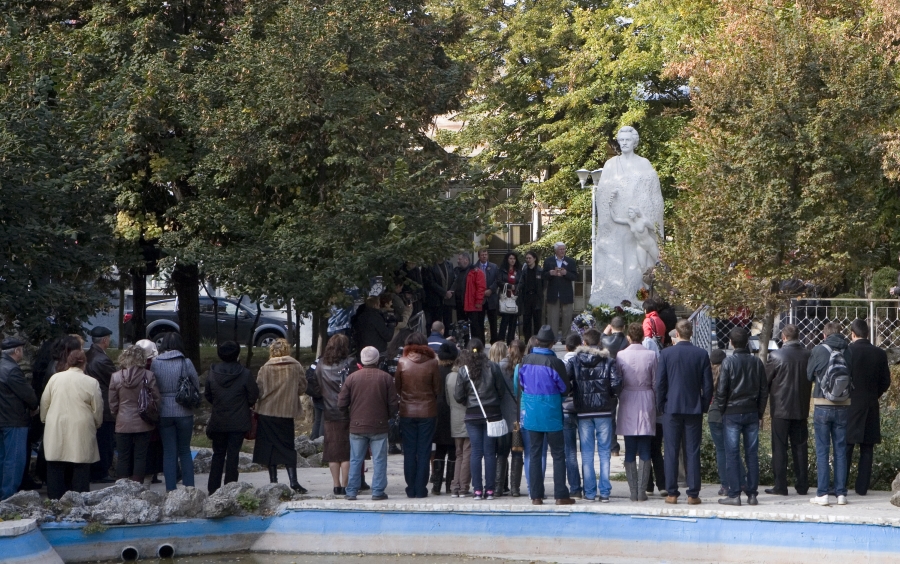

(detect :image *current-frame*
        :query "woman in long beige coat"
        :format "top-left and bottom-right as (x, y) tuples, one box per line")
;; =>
(253, 339), (307, 493)
(41, 349), (103, 499)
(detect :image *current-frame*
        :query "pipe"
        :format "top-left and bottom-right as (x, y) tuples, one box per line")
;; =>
(158, 544), (175, 558)
(121, 546), (139, 561)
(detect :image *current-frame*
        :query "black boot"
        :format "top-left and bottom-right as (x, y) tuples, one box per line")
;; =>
(495, 456), (509, 497)
(285, 467), (307, 494)
(268, 465), (279, 484)
(444, 458), (455, 494)
(510, 455), (523, 497)
(431, 460), (445, 495)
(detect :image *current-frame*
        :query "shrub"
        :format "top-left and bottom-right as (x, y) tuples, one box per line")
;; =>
(236, 491), (260, 512)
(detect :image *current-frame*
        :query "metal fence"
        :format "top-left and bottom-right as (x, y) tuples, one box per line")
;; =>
(690, 298), (900, 351)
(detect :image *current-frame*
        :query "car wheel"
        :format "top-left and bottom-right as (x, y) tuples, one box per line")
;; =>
(255, 332), (282, 348)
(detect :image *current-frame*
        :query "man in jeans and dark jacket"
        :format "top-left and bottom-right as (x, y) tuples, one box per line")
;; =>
(715, 328), (768, 506)
(807, 321), (853, 506)
(567, 331), (622, 502)
(0, 337), (39, 500)
(765, 324), (812, 496)
(339, 346), (399, 501)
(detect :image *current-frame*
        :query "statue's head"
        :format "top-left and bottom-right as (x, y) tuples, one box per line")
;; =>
(627, 207), (641, 219)
(617, 126), (639, 153)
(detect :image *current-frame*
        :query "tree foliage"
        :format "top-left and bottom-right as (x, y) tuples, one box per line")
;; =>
(661, 0), (900, 352)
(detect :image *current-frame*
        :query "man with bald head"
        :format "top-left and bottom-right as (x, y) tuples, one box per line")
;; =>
(543, 242), (578, 343)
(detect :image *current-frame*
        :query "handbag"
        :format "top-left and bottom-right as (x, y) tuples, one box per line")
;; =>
(244, 410), (259, 441)
(499, 283), (518, 315)
(138, 372), (159, 425)
(174, 359), (202, 409)
(469, 368), (509, 438)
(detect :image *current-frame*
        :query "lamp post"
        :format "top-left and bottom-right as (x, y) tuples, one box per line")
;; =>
(576, 168), (603, 297)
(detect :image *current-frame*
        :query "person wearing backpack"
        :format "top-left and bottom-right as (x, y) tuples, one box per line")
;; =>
(807, 321), (853, 506)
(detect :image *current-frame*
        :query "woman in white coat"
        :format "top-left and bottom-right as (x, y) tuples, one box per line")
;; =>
(41, 349), (103, 499)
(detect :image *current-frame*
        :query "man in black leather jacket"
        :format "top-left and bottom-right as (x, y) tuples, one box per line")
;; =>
(0, 338), (39, 500)
(601, 318), (628, 455)
(85, 326), (117, 482)
(715, 328), (768, 506)
(764, 324), (812, 496)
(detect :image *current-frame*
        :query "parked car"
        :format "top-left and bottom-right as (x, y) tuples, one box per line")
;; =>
(123, 297), (289, 348)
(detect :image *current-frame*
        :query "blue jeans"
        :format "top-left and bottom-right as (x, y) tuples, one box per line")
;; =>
(0, 427), (29, 500)
(723, 413), (759, 497)
(563, 413), (582, 495)
(623, 435), (651, 462)
(465, 420), (497, 493)
(159, 416), (194, 491)
(813, 406), (848, 497)
(400, 417), (435, 498)
(347, 433), (388, 497)
(709, 420), (746, 490)
(577, 417), (612, 499)
(520, 428), (547, 493)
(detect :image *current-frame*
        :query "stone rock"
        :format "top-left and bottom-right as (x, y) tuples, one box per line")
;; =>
(163, 487), (208, 519)
(58, 491), (85, 509)
(891, 490), (900, 508)
(237, 452), (263, 473)
(0, 501), (21, 520)
(305, 453), (323, 468)
(203, 481), (255, 519)
(312, 436), (324, 451)
(294, 436), (317, 457)
(255, 483), (293, 512)
(63, 507), (90, 522)
(82, 479), (145, 506)
(140, 490), (165, 507)
(4, 490), (41, 508)
(892, 472), (900, 493)
(296, 456), (311, 469)
(89, 496), (160, 525)
(192, 448), (214, 474)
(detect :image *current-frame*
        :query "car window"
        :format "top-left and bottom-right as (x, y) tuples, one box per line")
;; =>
(147, 301), (175, 311)
(223, 302), (240, 317)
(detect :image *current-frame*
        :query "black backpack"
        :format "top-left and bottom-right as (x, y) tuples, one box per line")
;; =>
(305, 360), (322, 399)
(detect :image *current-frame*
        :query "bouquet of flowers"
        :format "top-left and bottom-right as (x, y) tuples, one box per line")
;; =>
(571, 311), (598, 336)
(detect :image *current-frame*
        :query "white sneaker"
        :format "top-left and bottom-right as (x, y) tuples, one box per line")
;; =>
(810, 495), (830, 506)
(837, 495), (847, 505)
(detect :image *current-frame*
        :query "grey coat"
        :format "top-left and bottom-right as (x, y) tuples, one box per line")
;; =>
(445, 370), (468, 438)
(150, 351), (200, 418)
(615, 344), (657, 436)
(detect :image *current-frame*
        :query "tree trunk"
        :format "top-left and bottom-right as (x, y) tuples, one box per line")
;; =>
(294, 302), (303, 354)
(131, 268), (147, 342)
(202, 282), (219, 344)
(244, 301), (262, 368)
(172, 262), (201, 371)
(312, 309), (328, 357)
(757, 302), (778, 363)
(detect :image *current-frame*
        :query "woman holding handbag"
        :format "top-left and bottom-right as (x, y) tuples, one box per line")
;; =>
(204, 341), (259, 495)
(151, 333), (200, 492)
(316, 334), (356, 496)
(109, 345), (160, 485)
(454, 339), (505, 500)
(497, 252), (521, 345)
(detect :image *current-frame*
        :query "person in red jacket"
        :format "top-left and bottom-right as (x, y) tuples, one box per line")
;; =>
(459, 253), (487, 345)
(642, 300), (666, 347)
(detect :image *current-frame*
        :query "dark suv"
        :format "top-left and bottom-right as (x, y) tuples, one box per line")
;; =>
(124, 297), (289, 348)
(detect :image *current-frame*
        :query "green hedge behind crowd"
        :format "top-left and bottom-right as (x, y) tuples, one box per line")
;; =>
(699, 365), (900, 491)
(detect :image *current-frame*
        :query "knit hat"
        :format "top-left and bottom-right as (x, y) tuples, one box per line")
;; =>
(437, 342), (459, 362)
(709, 349), (726, 365)
(218, 341), (241, 363)
(360, 346), (380, 367)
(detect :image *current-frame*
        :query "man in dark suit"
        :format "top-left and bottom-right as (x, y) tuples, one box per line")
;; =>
(475, 249), (501, 343)
(656, 320), (713, 504)
(543, 242), (578, 342)
(765, 324), (812, 496)
(423, 259), (456, 330)
(846, 319), (891, 496)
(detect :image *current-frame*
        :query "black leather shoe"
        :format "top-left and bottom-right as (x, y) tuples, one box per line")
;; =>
(718, 496), (741, 506)
(764, 488), (788, 496)
(747, 494), (758, 506)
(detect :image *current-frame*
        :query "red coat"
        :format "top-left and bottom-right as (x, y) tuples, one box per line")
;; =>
(464, 268), (486, 312)
(643, 312), (666, 339)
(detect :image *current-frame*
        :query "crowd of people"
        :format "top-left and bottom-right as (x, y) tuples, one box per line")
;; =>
(0, 247), (892, 507)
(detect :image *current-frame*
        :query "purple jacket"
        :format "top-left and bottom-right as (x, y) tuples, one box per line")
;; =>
(616, 343), (657, 436)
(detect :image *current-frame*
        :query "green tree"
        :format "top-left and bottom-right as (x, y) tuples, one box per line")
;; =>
(166, 0), (489, 348)
(662, 0), (900, 357)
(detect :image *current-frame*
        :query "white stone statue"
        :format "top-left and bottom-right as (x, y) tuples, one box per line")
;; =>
(589, 126), (664, 307)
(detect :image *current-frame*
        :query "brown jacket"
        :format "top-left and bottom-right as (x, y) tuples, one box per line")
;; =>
(394, 344), (441, 418)
(255, 356), (306, 419)
(110, 367), (161, 434)
(338, 367), (399, 434)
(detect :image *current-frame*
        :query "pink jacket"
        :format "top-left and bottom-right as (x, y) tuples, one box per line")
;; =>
(615, 343), (658, 436)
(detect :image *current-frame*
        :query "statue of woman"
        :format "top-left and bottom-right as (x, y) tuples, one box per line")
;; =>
(590, 126), (664, 307)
